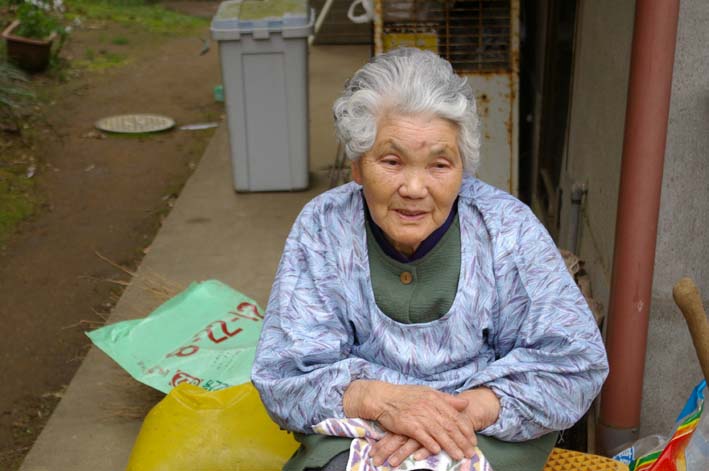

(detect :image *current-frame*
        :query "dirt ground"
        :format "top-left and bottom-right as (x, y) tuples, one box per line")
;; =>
(0, 2), (223, 468)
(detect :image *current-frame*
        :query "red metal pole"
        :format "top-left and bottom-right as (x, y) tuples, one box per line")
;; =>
(598, 0), (680, 454)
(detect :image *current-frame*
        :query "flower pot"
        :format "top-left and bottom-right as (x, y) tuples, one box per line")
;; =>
(2, 20), (57, 73)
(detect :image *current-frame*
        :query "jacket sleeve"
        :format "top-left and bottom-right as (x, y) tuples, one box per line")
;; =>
(459, 208), (609, 441)
(251, 214), (411, 433)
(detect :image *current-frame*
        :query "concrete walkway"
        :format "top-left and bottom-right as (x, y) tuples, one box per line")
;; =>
(19, 45), (370, 471)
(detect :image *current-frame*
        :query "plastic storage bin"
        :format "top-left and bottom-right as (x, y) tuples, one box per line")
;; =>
(211, 0), (314, 192)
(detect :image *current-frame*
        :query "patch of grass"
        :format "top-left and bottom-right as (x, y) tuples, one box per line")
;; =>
(76, 50), (130, 71)
(66, 0), (207, 34)
(0, 169), (37, 245)
(111, 36), (129, 46)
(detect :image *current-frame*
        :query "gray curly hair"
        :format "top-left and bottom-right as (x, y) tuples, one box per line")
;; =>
(333, 48), (481, 175)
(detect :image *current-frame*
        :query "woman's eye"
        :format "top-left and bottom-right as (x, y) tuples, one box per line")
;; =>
(433, 161), (450, 169)
(382, 158), (399, 166)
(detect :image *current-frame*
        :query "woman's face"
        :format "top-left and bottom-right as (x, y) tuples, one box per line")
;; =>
(352, 113), (464, 256)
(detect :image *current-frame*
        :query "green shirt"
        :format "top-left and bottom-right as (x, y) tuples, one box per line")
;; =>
(366, 216), (461, 323)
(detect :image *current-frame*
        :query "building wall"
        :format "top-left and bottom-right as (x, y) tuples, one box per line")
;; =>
(561, 0), (634, 317)
(641, 0), (708, 436)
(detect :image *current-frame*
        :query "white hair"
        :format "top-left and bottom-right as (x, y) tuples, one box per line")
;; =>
(333, 48), (481, 174)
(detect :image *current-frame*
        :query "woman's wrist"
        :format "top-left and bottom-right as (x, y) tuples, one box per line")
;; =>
(343, 380), (364, 417)
(458, 387), (501, 430)
(343, 380), (372, 418)
(343, 380), (390, 419)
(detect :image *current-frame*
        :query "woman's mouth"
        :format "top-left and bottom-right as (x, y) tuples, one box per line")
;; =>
(394, 209), (427, 221)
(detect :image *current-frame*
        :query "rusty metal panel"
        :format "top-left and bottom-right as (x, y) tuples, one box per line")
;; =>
(466, 71), (518, 194)
(377, 0), (513, 73)
(466, 0), (519, 194)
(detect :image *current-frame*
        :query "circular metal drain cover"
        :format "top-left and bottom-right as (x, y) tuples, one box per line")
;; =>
(95, 114), (175, 134)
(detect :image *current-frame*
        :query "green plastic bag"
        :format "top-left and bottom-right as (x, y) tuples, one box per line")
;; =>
(87, 280), (263, 394)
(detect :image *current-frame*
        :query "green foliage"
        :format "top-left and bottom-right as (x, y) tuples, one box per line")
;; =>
(0, 62), (35, 125)
(66, 0), (207, 34)
(13, 1), (67, 40)
(111, 36), (129, 45)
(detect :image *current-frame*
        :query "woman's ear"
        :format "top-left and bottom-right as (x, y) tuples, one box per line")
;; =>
(351, 159), (363, 185)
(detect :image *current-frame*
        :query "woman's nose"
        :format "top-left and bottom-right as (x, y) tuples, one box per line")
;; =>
(399, 169), (428, 199)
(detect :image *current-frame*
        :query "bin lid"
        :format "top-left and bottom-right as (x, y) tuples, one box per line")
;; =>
(211, 0), (311, 38)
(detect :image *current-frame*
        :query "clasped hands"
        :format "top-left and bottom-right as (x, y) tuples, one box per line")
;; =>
(343, 380), (501, 468)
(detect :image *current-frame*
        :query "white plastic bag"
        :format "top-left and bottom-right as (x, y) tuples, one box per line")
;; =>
(347, 0), (374, 23)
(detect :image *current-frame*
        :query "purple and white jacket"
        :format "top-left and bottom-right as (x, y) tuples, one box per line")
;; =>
(252, 177), (608, 441)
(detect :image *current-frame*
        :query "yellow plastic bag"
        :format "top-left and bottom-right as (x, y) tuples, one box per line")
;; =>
(126, 382), (299, 471)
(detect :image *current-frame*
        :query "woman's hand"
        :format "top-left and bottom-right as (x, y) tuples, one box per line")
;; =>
(457, 387), (501, 431)
(343, 380), (477, 462)
(369, 433), (433, 467)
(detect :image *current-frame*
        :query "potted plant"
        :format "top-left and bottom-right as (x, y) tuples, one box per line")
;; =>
(2, 0), (68, 73)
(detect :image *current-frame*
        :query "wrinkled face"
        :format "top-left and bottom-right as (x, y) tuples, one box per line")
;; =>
(351, 113), (464, 256)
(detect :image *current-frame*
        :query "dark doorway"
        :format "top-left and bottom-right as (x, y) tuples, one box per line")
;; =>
(518, 0), (578, 241)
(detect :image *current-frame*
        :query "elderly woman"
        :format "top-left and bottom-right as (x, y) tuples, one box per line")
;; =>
(252, 48), (608, 471)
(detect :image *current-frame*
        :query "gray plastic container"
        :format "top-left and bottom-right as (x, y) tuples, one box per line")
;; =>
(211, 0), (313, 192)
